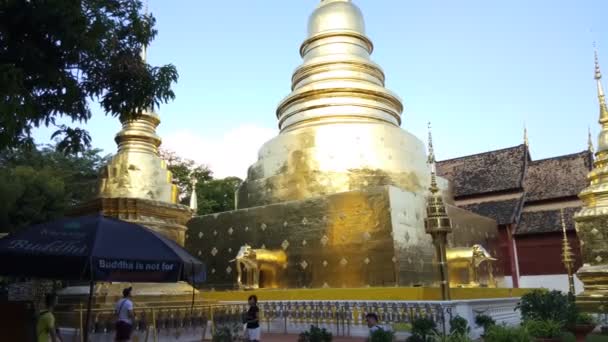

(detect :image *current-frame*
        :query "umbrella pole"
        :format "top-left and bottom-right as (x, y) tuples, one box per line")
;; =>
(190, 261), (195, 314)
(83, 280), (94, 342)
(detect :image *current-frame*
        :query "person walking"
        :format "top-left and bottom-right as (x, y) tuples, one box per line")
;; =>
(245, 295), (261, 342)
(37, 293), (62, 342)
(115, 287), (134, 342)
(366, 313), (383, 334)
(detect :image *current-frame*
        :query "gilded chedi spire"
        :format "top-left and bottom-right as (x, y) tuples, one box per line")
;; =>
(574, 47), (608, 310)
(424, 123), (451, 235)
(236, 0), (429, 208)
(578, 49), (608, 217)
(560, 209), (575, 295)
(424, 123), (452, 300)
(97, 3), (178, 204)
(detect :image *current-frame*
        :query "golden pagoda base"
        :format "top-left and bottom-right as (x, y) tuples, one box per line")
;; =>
(201, 286), (531, 302)
(69, 197), (192, 245)
(576, 265), (608, 312)
(188, 186), (502, 289)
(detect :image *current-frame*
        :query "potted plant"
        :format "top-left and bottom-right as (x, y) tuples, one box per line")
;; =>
(449, 315), (470, 336)
(474, 314), (496, 337)
(566, 312), (597, 341)
(298, 325), (333, 342)
(484, 324), (531, 342)
(369, 328), (396, 342)
(524, 319), (564, 342)
(406, 317), (437, 342)
(516, 289), (571, 322)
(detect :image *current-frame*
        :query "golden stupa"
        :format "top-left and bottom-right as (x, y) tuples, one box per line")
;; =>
(187, 0), (502, 290)
(575, 48), (608, 311)
(71, 44), (191, 246)
(66, 39), (196, 300)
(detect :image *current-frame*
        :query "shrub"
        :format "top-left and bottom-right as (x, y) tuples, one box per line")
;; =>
(406, 317), (438, 342)
(474, 314), (496, 333)
(449, 315), (470, 336)
(370, 328), (396, 342)
(484, 324), (531, 342)
(212, 324), (240, 342)
(523, 319), (563, 339)
(516, 289), (572, 323)
(428, 332), (473, 342)
(576, 312), (596, 325)
(559, 331), (576, 342)
(298, 325), (333, 342)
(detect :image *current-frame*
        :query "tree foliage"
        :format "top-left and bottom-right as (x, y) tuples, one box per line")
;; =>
(0, 144), (110, 233)
(196, 177), (242, 215)
(0, 0), (178, 152)
(160, 149), (242, 216)
(160, 149), (212, 198)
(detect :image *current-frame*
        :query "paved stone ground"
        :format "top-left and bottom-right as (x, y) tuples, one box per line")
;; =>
(259, 334), (366, 341)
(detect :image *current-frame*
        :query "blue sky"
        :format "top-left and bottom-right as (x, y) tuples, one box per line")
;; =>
(34, 0), (608, 178)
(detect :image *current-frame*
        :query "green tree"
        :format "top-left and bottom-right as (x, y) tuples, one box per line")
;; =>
(0, 166), (67, 234)
(159, 149), (242, 215)
(0, 0), (178, 152)
(0, 143), (110, 233)
(196, 177), (242, 215)
(160, 149), (213, 199)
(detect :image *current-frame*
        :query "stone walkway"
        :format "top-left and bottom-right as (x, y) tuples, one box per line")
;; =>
(259, 334), (366, 341)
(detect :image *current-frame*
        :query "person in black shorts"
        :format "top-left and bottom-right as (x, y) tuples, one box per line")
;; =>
(245, 295), (260, 342)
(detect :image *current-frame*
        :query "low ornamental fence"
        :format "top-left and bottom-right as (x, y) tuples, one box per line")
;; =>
(58, 299), (520, 340)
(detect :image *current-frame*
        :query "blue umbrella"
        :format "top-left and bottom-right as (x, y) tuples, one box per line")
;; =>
(0, 215), (205, 282)
(0, 215), (205, 340)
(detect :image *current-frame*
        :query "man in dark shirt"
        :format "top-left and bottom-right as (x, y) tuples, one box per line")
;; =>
(245, 295), (260, 342)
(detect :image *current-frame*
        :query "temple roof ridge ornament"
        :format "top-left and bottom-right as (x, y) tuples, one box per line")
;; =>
(523, 123), (529, 147)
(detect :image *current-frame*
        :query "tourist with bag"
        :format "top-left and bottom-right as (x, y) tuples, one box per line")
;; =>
(115, 287), (134, 342)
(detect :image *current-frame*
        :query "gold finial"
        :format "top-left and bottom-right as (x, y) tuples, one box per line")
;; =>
(589, 126), (595, 154)
(189, 178), (198, 213)
(318, 0), (351, 6)
(524, 124), (529, 147)
(594, 44), (608, 124)
(140, 0), (149, 62)
(427, 122), (438, 193)
(427, 122), (435, 164)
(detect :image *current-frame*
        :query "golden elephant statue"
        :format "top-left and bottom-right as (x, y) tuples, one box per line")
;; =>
(230, 245), (287, 289)
(447, 244), (497, 287)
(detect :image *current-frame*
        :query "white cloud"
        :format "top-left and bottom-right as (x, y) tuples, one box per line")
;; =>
(162, 124), (277, 179)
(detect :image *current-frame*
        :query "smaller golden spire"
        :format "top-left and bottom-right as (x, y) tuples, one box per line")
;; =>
(589, 126), (595, 154)
(524, 123), (529, 147)
(189, 178), (198, 214)
(425, 122), (451, 300)
(561, 209), (576, 295)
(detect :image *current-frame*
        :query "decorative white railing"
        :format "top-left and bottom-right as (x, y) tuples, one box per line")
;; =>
(57, 298), (521, 341)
